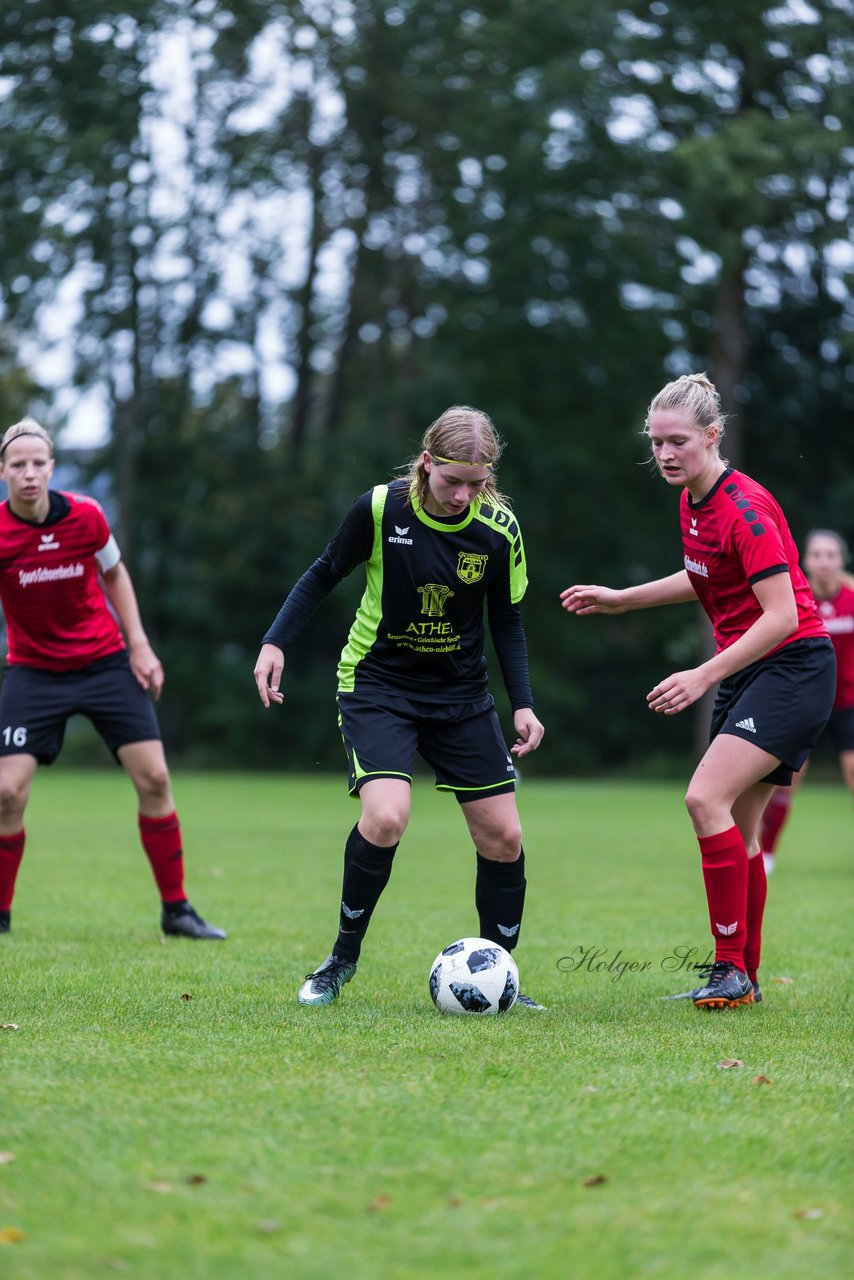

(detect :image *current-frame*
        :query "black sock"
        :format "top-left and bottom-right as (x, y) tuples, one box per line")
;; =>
(475, 849), (526, 950)
(333, 824), (398, 963)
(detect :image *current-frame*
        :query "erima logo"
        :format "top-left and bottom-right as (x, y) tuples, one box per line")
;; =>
(716, 922), (738, 936)
(39, 533), (59, 551)
(735, 717), (756, 733)
(497, 923), (520, 938)
(341, 902), (364, 920)
(684, 555), (709, 577)
(388, 524), (413, 546)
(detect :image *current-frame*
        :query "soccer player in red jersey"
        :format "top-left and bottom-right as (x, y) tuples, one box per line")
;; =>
(0, 419), (224, 939)
(561, 373), (835, 1009)
(760, 529), (854, 871)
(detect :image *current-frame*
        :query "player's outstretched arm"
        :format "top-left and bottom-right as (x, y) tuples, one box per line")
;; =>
(254, 643), (285, 707)
(511, 708), (544, 757)
(102, 562), (164, 699)
(560, 584), (628, 615)
(561, 571), (697, 616)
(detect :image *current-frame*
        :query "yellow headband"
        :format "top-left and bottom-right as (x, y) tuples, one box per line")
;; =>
(429, 454), (493, 470)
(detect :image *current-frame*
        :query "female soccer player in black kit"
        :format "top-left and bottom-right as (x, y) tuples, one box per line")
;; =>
(562, 374), (834, 1010)
(254, 406), (545, 1007)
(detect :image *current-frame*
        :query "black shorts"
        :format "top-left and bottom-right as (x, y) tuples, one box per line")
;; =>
(710, 637), (836, 786)
(336, 689), (517, 803)
(825, 706), (854, 755)
(0, 652), (161, 765)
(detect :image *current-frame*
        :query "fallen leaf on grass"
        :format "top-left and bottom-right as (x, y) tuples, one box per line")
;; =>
(180, 993), (193, 1002)
(716, 1059), (744, 1070)
(795, 1208), (824, 1220)
(1, 1024), (19, 1032)
(366, 1195), (391, 1212)
(446, 1196), (462, 1208)
(0, 1227), (25, 1244)
(184, 1174), (206, 1186)
(752, 1075), (773, 1086)
(582, 1175), (607, 1187)
(0, 1153), (15, 1165)
(773, 976), (794, 985)
(142, 1180), (173, 1194)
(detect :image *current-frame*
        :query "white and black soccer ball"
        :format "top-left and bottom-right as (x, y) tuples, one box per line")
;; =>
(429, 937), (519, 1015)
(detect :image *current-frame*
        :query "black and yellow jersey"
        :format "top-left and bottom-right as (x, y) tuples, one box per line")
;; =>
(263, 479), (533, 708)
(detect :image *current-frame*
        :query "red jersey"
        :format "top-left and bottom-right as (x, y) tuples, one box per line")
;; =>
(0, 490), (125, 671)
(680, 469), (827, 656)
(815, 584), (854, 710)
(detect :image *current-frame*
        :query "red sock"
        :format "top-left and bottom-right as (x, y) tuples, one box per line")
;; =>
(0, 830), (25, 911)
(138, 811), (186, 904)
(699, 826), (748, 969)
(759, 789), (792, 855)
(744, 853), (767, 985)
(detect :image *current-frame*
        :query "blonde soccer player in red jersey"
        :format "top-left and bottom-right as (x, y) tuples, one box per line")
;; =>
(561, 374), (834, 1009)
(0, 419), (224, 940)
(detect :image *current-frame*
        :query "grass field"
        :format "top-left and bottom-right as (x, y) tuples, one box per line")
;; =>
(0, 769), (851, 1279)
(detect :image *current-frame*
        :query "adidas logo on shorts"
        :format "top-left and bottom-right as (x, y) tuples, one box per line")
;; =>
(735, 717), (756, 733)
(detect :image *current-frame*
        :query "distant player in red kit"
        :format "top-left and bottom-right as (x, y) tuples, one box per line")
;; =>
(561, 374), (834, 1009)
(760, 529), (854, 871)
(0, 418), (225, 939)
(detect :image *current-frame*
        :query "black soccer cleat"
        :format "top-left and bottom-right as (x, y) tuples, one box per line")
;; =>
(515, 992), (547, 1010)
(298, 953), (358, 1006)
(0, 909), (10, 934)
(660, 972), (763, 1005)
(161, 902), (226, 940)
(692, 961), (753, 1009)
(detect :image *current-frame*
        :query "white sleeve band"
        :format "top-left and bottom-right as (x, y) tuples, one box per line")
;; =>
(95, 534), (121, 572)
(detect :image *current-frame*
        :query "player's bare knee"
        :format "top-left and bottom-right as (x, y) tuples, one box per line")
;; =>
(476, 824), (522, 861)
(501, 824), (524, 858)
(0, 775), (30, 824)
(362, 807), (408, 846)
(132, 763), (172, 806)
(684, 784), (715, 829)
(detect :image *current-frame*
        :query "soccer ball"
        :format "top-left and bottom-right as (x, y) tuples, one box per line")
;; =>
(429, 937), (519, 1015)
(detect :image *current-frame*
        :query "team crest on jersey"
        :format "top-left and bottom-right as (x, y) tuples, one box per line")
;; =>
(418, 583), (454, 617)
(456, 552), (488, 585)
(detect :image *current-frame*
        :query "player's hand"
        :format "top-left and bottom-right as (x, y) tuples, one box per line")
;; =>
(511, 708), (544, 756)
(647, 668), (711, 715)
(560, 584), (626, 615)
(254, 643), (285, 707)
(129, 641), (165, 700)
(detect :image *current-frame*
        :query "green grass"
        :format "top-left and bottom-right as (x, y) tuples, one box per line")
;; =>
(0, 770), (851, 1279)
